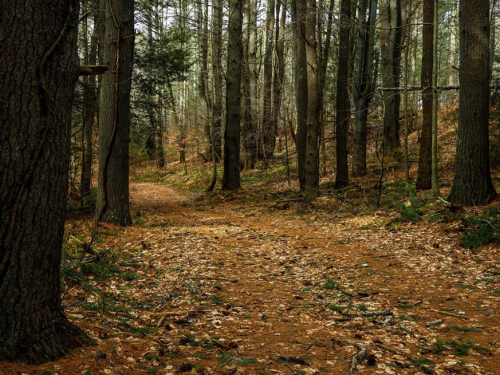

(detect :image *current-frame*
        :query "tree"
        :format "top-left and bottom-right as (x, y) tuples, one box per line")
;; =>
(352, 0), (378, 177)
(448, 0), (496, 205)
(241, 0), (258, 169)
(335, 0), (351, 189)
(80, 0), (98, 197)
(380, 0), (406, 151)
(222, 0), (243, 190)
(0, 0), (92, 362)
(293, 0), (309, 190)
(304, 0), (320, 194)
(211, 0), (223, 163)
(416, 0), (433, 190)
(95, 0), (135, 225)
(262, 0), (276, 158)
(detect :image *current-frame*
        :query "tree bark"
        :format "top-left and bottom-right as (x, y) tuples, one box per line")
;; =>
(352, 0), (378, 177)
(262, 0), (276, 158)
(95, 0), (134, 225)
(222, 0), (243, 190)
(293, 0), (309, 190)
(212, 0), (223, 162)
(271, 0), (285, 160)
(380, 0), (404, 151)
(448, 0), (496, 205)
(304, 0), (320, 194)
(242, 0), (258, 169)
(416, 0), (433, 189)
(0, 0), (92, 363)
(335, 0), (351, 189)
(81, 4), (98, 197)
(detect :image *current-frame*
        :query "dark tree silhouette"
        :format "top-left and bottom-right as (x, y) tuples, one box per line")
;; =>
(0, 0), (92, 363)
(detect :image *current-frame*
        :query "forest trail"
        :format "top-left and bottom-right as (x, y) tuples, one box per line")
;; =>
(2, 180), (500, 375)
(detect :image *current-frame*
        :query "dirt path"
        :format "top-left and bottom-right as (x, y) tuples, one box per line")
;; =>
(2, 181), (499, 375)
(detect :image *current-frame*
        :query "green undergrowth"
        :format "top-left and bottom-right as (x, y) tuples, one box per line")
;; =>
(459, 207), (500, 248)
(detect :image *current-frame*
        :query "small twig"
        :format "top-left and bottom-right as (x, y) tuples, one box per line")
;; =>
(436, 310), (469, 320)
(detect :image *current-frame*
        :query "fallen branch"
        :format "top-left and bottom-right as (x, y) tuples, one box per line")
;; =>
(348, 344), (367, 373)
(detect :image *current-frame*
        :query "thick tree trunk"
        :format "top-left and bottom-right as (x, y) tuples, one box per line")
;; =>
(222, 0), (243, 190)
(448, 0), (496, 205)
(95, 0), (134, 225)
(416, 0), (433, 190)
(335, 0), (351, 189)
(0, 0), (92, 363)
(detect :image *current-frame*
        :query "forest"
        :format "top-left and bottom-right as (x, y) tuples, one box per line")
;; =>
(1, 0), (500, 373)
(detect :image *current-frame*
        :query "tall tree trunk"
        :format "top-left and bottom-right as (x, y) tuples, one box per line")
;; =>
(271, 0), (285, 159)
(380, 0), (404, 151)
(81, 4), (98, 197)
(416, 0), (433, 190)
(199, 0), (211, 160)
(222, 0), (243, 190)
(304, 0), (320, 194)
(318, 0), (335, 177)
(212, 0), (223, 162)
(0, 0), (93, 362)
(262, 0), (276, 158)
(448, 0), (496, 205)
(95, 0), (134, 225)
(431, 0), (439, 196)
(352, 0), (378, 177)
(335, 0), (351, 189)
(293, 0), (308, 190)
(447, 0), (457, 104)
(490, 0), (497, 83)
(242, 0), (257, 169)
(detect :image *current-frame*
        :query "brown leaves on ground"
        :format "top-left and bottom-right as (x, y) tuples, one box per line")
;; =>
(1, 177), (500, 375)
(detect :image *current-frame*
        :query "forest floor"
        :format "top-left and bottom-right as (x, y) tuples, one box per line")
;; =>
(2, 159), (500, 375)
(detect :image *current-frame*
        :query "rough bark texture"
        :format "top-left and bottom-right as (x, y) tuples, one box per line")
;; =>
(352, 0), (378, 177)
(81, 20), (98, 197)
(262, 0), (276, 159)
(212, 0), (223, 162)
(448, 0), (496, 205)
(96, 0), (135, 225)
(199, 0), (212, 161)
(271, 0), (285, 162)
(222, 0), (243, 190)
(335, 0), (351, 189)
(416, 0), (433, 190)
(380, 0), (404, 151)
(0, 0), (92, 363)
(242, 0), (258, 169)
(304, 0), (320, 194)
(294, 0), (308, 190)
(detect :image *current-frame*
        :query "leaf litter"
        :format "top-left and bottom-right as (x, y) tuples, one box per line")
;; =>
(1, 179), (500, 375)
